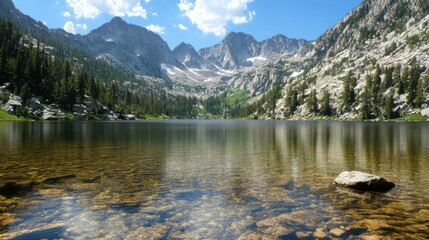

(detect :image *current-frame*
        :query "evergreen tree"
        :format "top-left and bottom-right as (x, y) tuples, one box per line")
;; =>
(399, 66), (409, 95)
(361, 76), (373, 119)
(107, 82), (118, 110)
(383, 89), (395, 119)
(320, 90), (332, 116)
(340, 71), (357, 112)
(306, 89), (318, 113)
(77, 70), (86, 103)
(20, 83), (31, 105)
(393, 64), (401, 89)
(371, 65), (382, 117)
(407, 64), (420, 107)
(382, 66), (394, 90)
(285, 87), (298, 117)
(0, 42), (8, 85)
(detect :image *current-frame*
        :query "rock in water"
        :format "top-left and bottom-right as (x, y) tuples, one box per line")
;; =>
(334, 171), (395, 193)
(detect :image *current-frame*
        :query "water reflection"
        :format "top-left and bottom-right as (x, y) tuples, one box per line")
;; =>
(0, 121), (428, 239)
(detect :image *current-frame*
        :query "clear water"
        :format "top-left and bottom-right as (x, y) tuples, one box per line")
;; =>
(0, 120), (428, 239)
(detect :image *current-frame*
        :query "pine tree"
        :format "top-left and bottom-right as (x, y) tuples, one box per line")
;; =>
(77, 70), (86, 104)
(371, 66), (382, 117)
(340, 71), (356, 112)
(393, 64), (401, 87)
(399, 66), (409, 95)
(0, 42), (8, 85)
(107, 82), (118, 110)
(383, 89), (395, 119)
(306, 89), (318, 113)
(382, 66), (394, 90)
(361, 76), (373, 119)
(285, 87), (298, 117)
(320, 90), (332, 116)
(407, 64), (420, 107)
(20, 83), (31, 105)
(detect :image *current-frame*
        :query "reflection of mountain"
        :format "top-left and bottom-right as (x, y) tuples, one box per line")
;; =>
(1, 121), (429, 238)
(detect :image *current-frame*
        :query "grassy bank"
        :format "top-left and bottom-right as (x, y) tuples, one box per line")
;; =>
(396, 113), (428, 122)
(0, 110), (21, 121)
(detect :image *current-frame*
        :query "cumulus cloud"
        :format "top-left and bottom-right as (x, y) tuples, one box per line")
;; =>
(63, 21), (77, 34)
(177, 0), (255, 37)
(178, 24), (188, 30)
(64, 21), (88, 34)
(76, 23), (88, 31)
(66, 0), (147, 19)
(145, 24), (165, 34)
(62, 11), (71, 18)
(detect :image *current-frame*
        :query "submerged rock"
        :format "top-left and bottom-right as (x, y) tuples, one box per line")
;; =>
(0, 181), (38, 196)
(43, 174), (77, 184)
(334, 171), (395, 193)
(5, 222), (65, 239)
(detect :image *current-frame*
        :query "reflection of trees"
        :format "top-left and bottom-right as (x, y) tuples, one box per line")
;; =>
(406, 124), (422, 183)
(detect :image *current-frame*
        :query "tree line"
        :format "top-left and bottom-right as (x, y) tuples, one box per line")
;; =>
(0, 19), (197, 119)
(280, 64), (428, 120)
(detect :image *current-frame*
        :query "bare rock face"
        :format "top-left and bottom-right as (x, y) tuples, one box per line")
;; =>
(334, 171), (395, 193)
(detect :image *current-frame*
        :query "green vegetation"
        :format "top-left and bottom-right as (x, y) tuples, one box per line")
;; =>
(0, 109), (21, 120)
(397, 113), (427, 122)
(0, 19), (197, 119)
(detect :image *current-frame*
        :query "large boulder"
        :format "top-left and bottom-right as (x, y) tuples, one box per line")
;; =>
(333, 171), (395, 193)
(73, 104), (87, 114)
(2, 95), (22, 112)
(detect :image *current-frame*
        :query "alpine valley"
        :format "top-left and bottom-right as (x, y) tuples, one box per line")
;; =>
(1, 0), (429, 120)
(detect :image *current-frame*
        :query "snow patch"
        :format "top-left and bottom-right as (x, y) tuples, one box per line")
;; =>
(187, 68), (201, 77)
(105, 38), (114, 42)
(247, 56), (267, 63)
(291, 70), (304, 78)
(161, 63), (176, 75)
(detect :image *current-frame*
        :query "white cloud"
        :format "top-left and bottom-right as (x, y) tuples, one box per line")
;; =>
(66, 0), (147, 19)
(145, 0), (151, 2)
(76, 23), (88, 31)
(248, 10), (256, 22)
(62, 11), (71, 18)
(152, 12), (158, 16)
(63, 21), (77, 34)
(178, 23), (188, 30)
(64, 21), (88, 34)
(145, 24), (165, 34)
(177, 0), (255, 37)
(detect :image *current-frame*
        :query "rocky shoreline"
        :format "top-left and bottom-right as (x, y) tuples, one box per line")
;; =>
(1, 90), (137, 121)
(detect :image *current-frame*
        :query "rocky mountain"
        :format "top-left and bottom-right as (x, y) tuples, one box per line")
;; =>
(199, 32), (308, 70)
(260, 34), (308, 59)
(199, 32), (259, 70)
(247, 0), (429, 120)
(0, 0), (312, 99)
(172, 42), (206, 69)
(51, 17), (182, 79)
(0, 0), (48, 35)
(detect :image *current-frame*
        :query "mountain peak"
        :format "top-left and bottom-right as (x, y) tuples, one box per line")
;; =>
(0, 0), (49, 35)
(173, 42), (204, 69)
(224, 32), (255, 42)
(175, 42), (193, 49)
(109, 17), (127, 25)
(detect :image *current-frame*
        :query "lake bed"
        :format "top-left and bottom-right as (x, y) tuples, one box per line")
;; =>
(0, 120), (429, 239)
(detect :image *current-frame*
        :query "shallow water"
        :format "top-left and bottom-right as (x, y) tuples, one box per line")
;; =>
(0, 120), (428, 239)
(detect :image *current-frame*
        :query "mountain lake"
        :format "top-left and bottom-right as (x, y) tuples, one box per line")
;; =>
(0, 120), (428, 239)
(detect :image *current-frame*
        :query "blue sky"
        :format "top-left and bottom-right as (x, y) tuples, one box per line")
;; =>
(12, 0), (362, 50)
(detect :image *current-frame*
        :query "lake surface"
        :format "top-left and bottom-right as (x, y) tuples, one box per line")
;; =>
(0, 120), (428, 239)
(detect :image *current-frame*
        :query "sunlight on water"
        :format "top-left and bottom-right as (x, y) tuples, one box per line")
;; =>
(0, 121), (429, 239)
